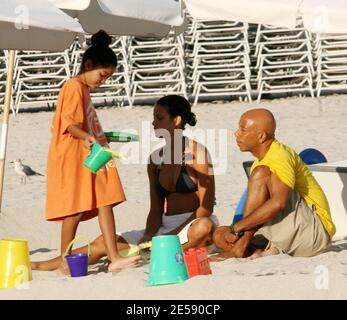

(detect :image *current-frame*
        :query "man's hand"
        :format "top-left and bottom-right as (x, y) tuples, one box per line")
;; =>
(212, 226), (239, 252)
(224, 230), (239, 244)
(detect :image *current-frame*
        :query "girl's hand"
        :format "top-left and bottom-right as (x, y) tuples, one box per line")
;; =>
(84, 135), (96, 149)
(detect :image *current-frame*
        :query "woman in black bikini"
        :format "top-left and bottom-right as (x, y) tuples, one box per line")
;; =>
(31, 95), (217, 272)
(134, 95), (218, 249)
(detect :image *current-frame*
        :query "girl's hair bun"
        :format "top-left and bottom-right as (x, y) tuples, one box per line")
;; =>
(91, 30), (112, 47)
(188, 112), (197, 127)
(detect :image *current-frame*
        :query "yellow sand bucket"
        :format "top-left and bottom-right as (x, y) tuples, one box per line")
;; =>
(0, 238), (32, 289)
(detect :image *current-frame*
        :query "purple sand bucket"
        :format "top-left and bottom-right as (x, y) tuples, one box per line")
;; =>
(65, 253), (88, 277)
(64, 237), (90, 277)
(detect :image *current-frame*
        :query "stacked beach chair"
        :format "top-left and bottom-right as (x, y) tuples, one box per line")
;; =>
(3, 16), (347, 113)
(0, 50), (6, 109)
(12, 49), (71, 113)
(129, 32), (187, 104)
(253, 23), (315, 102)
(185, 17), (252, 105)
(313, 34), (347, 97)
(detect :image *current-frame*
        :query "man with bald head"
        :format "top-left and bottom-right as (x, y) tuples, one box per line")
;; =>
(212, 108), (335, 260)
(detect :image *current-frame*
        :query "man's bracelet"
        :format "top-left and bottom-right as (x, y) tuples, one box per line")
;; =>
(229, 224), (245, 237)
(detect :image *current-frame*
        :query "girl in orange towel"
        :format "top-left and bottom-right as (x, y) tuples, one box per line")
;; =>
(45, 30), (140, 272)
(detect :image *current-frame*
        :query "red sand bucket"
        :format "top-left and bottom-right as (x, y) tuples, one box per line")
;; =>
(64, 237), (90, 278)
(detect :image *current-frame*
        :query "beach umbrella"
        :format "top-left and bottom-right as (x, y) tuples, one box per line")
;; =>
(49, 0), (186, 37)
(0, 0), (84, 211)
(184, 0), (347, 34)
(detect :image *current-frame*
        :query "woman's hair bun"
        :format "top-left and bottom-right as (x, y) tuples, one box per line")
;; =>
(91, 30), (112, 47)
(187, 112), (197, 127)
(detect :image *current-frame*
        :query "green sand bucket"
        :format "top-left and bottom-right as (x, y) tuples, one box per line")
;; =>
(147, 235), (188, 286)
(83, 143), (113, 173)
(104, 131), (139, 143)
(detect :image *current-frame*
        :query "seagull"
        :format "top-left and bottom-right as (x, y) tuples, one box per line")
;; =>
(11, 159), (44, 184)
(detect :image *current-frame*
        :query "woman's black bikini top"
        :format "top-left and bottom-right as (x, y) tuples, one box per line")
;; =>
(156, 145), (197, 197)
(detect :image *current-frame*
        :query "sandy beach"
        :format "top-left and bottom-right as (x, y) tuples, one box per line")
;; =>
(0, 94), (347, 299)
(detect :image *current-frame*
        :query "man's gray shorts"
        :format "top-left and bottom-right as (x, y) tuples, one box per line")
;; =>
(251, 194), (331, 257)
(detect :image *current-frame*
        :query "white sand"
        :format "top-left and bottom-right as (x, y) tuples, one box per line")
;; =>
(1, 95), (347, 299)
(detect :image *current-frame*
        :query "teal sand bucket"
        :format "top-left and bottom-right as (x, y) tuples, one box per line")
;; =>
(147, 235), (188, 286)
(83, 143), (113, 173)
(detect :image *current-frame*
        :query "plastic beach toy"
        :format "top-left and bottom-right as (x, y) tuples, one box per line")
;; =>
(119, 241), (152, 257)
(232, 189), (247, 223)
(64, 237), (90, 278)
(184, 247), (212, 278)
(104, 131), (139, 143)
(299, 148), (327, 165)
(0, 238), (32, 289)
(147, 235), (188, 286)
(83, 143), (126, 173)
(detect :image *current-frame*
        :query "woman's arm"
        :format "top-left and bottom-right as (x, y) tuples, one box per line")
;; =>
(137, 158), (165, 243)
(192, 141), (215, 218)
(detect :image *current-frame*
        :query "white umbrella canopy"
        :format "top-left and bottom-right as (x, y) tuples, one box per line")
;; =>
(0, 0), (83, 51)
(184, 0), (347, 34)
(301, 0), (347, 34)
(49, 0), (186, 37)
(0, 0), (84, 211)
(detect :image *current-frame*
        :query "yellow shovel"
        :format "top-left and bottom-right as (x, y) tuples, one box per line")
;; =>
(119, 241), (152, 257)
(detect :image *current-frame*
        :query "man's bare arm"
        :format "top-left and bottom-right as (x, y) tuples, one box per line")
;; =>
(234, 168), (292, 232)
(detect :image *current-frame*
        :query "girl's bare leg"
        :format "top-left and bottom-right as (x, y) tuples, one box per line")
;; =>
(60, 213), (83, 255)
(98, 205), (140, 272)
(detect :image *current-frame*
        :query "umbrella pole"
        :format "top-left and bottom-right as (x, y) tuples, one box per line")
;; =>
(0, 49), (16, 212)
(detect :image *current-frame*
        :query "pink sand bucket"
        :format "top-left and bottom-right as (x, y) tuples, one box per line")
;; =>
(64, 237), (90, 278)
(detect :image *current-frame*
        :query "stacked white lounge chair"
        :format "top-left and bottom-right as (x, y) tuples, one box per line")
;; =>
(0, 51), (6, 108)
(253, 23), (315, 102)
(2, 15), (347, 113)
(185, 16), (252, 105)
(12, 50), (71, 113)
(129, 32), (187, 104)
(313, 33), (347, 97)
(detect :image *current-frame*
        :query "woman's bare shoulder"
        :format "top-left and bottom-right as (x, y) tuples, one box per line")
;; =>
(185, 139), (210, 165)
(147, 147), (163, 171)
